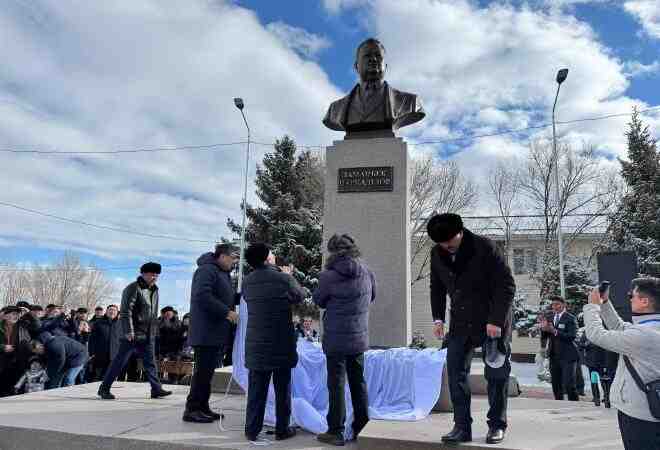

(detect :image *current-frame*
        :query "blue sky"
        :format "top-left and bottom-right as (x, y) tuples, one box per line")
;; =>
(1, 0), (659, 312)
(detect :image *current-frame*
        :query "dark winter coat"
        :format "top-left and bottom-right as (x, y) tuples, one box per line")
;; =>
(41, 333), (89, 382)
(578, 332), (608, 369)
(313, 256), (376, 356)
(430, 229), (515, 340)
(39, 315), (74, 338)
(545, 312), (579, 362)
(120, 277), (159, 341)
(0, 317), (34, 374)
(88, 316), (121, 363)
(158, 317), (183, 356)
(189, 252), (236, 347)
(242, 264), (306, 371)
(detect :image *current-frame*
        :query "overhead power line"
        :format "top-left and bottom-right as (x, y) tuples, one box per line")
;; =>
(0, 262), (193, 273)
(0, 106), (657, 155)
(0, 142), (247, 155)
(410, 105), (660, 146)
(0, 201), (214, 243)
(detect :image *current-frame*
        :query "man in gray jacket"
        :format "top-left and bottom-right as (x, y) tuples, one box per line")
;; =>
(584, 277), (660, 450)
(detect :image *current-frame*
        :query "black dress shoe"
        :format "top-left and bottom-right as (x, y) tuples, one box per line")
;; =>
(441, 426), (472, 443)
(317, 432), (345, 446)
(275, 427), (297, 441)
(151, 389), (172, 399)
(97, 387), (115, 400)
(201, 409), (222, 421)
(486, 428), (505, 444)
(182, 410), (214, 423)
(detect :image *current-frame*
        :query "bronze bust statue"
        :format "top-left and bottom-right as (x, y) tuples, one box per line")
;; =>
(323, 38), (425, 135)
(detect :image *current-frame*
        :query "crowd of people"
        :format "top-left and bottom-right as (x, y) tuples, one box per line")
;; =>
(2, 211), (658, 450)
(0, 287), (200, 397)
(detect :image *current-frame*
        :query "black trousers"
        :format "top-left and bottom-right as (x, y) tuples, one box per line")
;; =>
(550, 358), (579, 401)
(245, 368), (291, 438)
(446, 335), (509, 431)
(326, 353), (369, 437)
(101, 339), (160, 392)
(618, 410), (660, 450)
(186, 345), (221, 413)
(576, 364), (585, 394)
(0, 366), (20, 397)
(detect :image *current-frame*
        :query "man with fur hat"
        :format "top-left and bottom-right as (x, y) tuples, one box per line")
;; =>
(97, 262), (171, 400)
(427, 213), (515, 444)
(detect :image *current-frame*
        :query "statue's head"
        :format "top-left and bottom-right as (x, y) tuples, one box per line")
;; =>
(354, 38), (386, 83)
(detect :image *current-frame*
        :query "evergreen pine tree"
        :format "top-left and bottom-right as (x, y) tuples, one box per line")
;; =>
(607, 109), (660, 275)
(228, 136), (324, 317)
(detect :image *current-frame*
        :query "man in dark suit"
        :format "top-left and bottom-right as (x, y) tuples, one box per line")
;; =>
(427, 213), (516, 445)
(183, 244), (239, 423)
(541, 296), (579, 401)
(242, 243), (306, 442)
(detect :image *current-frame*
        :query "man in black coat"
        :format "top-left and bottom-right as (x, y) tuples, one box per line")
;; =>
(158, 306), (183, 359)
(242, 243), (306, 442)
(98, 262), (171, 400)
(540, 296), (579, 401)
(88, 305), (120, 382)
(427, 213), (515, 445)
(183, 244), (239, 423)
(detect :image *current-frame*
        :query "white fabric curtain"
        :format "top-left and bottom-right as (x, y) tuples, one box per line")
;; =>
(231, 299), (447, 438)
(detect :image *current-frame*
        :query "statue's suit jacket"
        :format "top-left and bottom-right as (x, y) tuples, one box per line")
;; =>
(323, 82), (424, 132)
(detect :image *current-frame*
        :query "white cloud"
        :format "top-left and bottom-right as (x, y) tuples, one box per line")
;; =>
(2, 0), (660, 302)
(349, 0), (660, 214)
(625, 1), (660, 39)
(623, 60), (660, 77)
(0, 0), (340, 264)
(358, 1), (658, 153)
(266, 22), (331, 59)
(322, 0), (369, 15)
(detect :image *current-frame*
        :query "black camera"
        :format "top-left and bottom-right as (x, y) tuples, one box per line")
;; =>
(598, 280), (611, 295)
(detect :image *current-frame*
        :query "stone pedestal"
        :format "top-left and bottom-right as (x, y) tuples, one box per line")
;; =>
(323, 136), (411, 348)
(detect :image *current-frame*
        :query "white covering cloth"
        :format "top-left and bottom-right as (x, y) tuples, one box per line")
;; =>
(231, 299), (446, 437)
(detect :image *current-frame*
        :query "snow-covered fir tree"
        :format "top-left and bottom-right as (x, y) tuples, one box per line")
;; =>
(228, 136), (323, 317)
(605, 109), (660, 276)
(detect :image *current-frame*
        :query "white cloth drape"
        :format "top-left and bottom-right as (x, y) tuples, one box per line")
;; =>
(231, 299), (446, 438)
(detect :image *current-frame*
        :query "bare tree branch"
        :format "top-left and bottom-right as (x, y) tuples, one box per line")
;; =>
(410, 156), (477, 285)
(0, 253), (116, 308)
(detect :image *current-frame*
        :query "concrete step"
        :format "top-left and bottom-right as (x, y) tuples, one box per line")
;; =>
(358, 396), (623, 450)
(211, 366), (244, 394)
(435, 362), (521, 412)
(212, 362), (521, 415)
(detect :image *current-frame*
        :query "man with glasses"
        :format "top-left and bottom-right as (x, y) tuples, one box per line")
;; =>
(584, 278), (660, 449)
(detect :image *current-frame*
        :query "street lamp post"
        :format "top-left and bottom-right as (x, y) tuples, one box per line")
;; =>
(552, 69), (568, 298)
(234, 97), (250, 292)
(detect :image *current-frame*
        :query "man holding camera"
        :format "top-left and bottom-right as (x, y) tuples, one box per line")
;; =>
(584, 278), (660, 450)
(242, 243), (306, 442)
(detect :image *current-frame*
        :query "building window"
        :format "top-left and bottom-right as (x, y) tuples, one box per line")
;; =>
(513, 249), (525, 275)
(526, 248), (538, 274)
